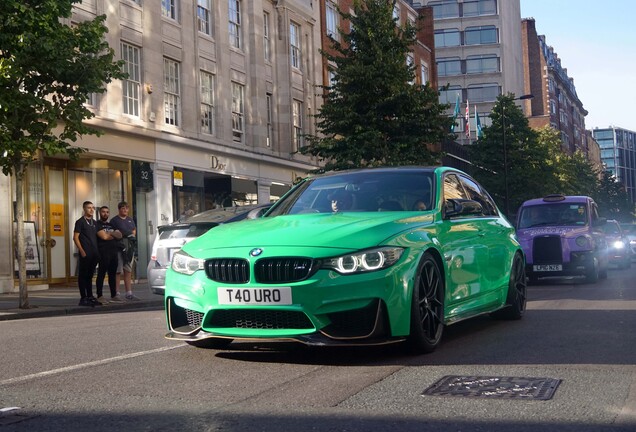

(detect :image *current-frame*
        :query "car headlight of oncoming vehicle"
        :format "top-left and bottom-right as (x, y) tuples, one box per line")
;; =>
(171, 250), (205, 275)
(612, 240), (626, 249)
(322, 247), (404, 274)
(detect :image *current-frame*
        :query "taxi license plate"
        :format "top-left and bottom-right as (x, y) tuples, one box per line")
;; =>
(217, 287), (292, 305)
(533, 264), (562, 272)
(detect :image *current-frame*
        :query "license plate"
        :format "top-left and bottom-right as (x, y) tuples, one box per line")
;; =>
(217, 287), (292, 305)
(533, 264), (562, 272)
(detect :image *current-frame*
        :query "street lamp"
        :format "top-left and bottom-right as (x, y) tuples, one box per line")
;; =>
(502, 93), (534, 218)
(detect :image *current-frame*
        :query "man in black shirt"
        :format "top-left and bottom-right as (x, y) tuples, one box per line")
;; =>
(73, 201), (100, 307)
(96, 206), (123, 303)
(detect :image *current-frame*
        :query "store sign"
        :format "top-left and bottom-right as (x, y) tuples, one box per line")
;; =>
(133, 161), (154, 192)
(173, 170), (183, 186)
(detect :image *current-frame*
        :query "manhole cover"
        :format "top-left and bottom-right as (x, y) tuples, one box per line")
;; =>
(423, 375), (561, 400)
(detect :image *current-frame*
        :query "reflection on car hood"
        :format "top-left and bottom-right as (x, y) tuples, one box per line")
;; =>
(516, 226), (589, 239)
(183, 212), (435, 254)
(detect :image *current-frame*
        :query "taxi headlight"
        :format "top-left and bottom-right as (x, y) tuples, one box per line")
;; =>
(575, 236), (590, 248)
(171, 250), (205, 275)
(322, 247), (404, 274)
(612, 240), (625, 249)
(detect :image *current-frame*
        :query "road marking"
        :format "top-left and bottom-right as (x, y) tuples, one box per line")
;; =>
(0, 345), (185, 386)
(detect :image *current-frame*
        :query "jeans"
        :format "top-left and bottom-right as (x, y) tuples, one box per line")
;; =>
(96, 249), (119, 298)
(78, 253), (99, 298)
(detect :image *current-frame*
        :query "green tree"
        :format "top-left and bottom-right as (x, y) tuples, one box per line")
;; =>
(469, 94), (551, 216)
(594, 171), (633, 222)
(301, 0), (452, 172)
(0, 0), (126, 308)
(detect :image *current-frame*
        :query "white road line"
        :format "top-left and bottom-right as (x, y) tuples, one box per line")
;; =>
(0, 345), (185, 386)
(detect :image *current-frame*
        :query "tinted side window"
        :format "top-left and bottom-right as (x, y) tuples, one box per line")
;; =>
(443, 174), (468, 214)
(459, 175), (496, 216)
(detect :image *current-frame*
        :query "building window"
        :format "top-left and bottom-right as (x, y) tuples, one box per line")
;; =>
(430, 0), (459, 19)
(550, 100), (557, 114)
(197, 0), (211, 35)
(164, 58), (180, 126)
(439, 85), (462, 105)
(392, 4), (400, 21)
(290, 22), (301, 69)
(406, 53), (414, 84)
(420, 62), (429, 85)
(328, 69), (337, 87)
(229, 0), (241, 49)
(121, 42), (141, 117)
(162, 0), (178, 21)
(263, 12), (271, 61)
(326, 1), (338, 40)
(292, 99), (303, 151)
(465, 54), (499, 74)
(231, 82), (244, 142)
(462, 0), (497, 17)
(200, 71), (215, 135)
(466, 83), (499, 103)
(464, 26), (498, 45)
(266, 93), (273, 147)
(437, 57), (461, 76)
(434, 29), (460, 47)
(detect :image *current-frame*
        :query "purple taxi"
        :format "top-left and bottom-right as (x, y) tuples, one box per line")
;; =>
(516, 194), (608, 284)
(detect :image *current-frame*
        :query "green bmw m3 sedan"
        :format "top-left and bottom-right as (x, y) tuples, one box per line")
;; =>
(164, 166), (526, 353)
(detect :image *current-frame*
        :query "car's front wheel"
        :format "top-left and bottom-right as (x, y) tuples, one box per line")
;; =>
(186, 337), (233, 349)
(406, 252), (444, 354)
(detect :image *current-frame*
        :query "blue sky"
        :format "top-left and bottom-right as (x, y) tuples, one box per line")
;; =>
(520, 0), (635, 131)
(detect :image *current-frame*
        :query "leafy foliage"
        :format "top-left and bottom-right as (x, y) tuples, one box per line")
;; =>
(0, 0), (126, 178)
(301, 0), (452, 172)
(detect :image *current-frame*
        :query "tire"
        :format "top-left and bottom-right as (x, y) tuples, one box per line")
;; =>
(585, 257), (599, 283)
(186, 337), (233, 349)
(492, 253), (527, 320)
(406, 252), (445, 354)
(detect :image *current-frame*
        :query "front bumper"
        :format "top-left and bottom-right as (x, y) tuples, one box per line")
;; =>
(526, 250), (596, 278)
(146, 262), (167, 295)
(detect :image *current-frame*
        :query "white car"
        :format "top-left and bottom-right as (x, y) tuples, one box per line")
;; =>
(147, 205), (270, 295)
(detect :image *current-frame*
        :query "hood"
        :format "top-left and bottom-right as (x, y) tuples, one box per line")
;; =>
(182, 212), (435, 254)
(516, 225), (589, 240)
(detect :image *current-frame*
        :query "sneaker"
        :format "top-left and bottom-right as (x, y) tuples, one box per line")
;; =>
(96, 296), (109, 305)
(110, 294), (125, 303)
(78, 297), (94, 307)
(125, 294), (140, 301)
(88, 297), (103, 306)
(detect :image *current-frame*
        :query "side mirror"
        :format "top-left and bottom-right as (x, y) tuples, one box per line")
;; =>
(444, 199), (484, 219)
(247, 207), (267, 219)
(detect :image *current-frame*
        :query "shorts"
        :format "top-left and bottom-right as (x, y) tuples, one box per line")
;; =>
(117, 252), (133, 273)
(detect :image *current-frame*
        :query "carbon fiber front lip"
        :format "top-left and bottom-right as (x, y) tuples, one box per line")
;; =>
(164, 329), (405, 347)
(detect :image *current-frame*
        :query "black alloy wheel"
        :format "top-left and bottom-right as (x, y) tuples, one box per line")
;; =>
(492, 252), (527, 320)
(406, 252), (444, 354)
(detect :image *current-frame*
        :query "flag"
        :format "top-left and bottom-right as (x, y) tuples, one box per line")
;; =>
(475, 106), (482, 138)
(465, 100), (471, 138)
(450, 93), (461, 132)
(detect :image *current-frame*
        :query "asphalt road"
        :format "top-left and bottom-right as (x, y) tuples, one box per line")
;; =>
(1, 266), (635, 432)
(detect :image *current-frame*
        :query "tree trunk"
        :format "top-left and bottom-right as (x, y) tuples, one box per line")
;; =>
(15, 165), (30, 309)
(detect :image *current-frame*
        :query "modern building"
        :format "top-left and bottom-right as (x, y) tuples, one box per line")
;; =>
(1, 0), (323, 293)
(410, 0), (525, 143)
(593, 126), (636, 204)
(521, 18), (588, 155)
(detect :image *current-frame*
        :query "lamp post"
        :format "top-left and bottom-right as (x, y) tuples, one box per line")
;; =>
(502, 93), (534, 218)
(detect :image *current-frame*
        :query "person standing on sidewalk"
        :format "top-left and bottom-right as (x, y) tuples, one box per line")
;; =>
(109, 201), (139, 301)
(95, 206), (124, 304)
(73, 201), (101, 307)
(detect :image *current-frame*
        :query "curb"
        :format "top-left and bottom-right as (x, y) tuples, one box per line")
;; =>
(0, 301), (164, 321)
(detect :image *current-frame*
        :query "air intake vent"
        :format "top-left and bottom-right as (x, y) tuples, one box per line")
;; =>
(533, 236), (562, 264)
(209, 309), (313, 329)
(255, 258), (314, 283)
(205, 259), (250, 283)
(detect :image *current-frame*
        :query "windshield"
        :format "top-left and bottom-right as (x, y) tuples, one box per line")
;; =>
(267, 171), (435, 216)
(517, 203), (588, 229)
(602, 222), (621, 235)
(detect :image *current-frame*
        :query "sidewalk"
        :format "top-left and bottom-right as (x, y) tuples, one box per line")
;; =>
(0, 280), (164, 321)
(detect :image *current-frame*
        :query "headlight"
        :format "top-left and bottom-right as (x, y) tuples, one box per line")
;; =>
(575, 236), (590, 248)
(612, 240), (625, 249)
(321, 247), (404, 274)
(171, 250), (205, 275)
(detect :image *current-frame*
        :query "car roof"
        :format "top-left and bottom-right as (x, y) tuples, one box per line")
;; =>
(521, 195), (592, 207)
